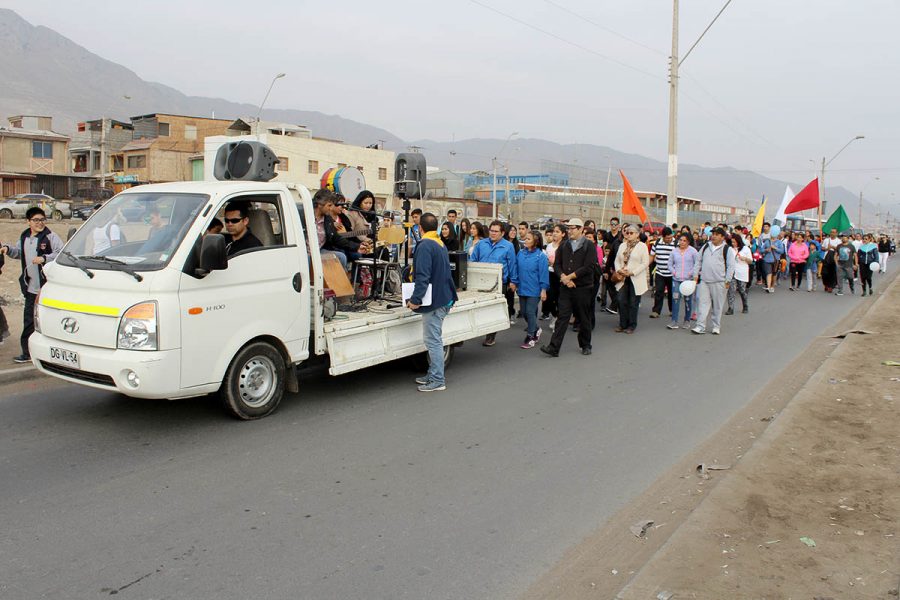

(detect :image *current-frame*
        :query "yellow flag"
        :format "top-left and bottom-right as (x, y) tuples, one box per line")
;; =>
(751, 198), (767, 238)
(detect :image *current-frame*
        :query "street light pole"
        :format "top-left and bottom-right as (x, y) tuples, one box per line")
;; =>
(859, 176), (879, 228)
(492, 132), (518, 220)
(601, 155), (612, 223)
(818, 135), (864, 232)
(255, 73), (286, 138)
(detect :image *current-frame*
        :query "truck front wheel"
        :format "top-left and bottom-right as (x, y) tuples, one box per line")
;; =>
(221, 341), (286, 420)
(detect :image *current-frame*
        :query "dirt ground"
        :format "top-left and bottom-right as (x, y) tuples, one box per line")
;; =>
(0, 218), (83, 362)
(526, 273), (899, 599)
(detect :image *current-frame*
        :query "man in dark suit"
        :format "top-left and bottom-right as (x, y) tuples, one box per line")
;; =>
(541, 218), (598, 357)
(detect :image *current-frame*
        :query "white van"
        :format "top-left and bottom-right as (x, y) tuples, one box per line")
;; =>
(28, 180), (509, 419)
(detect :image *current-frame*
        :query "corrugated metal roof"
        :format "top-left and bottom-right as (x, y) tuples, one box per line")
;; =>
(120, 140), (154, 151)
(0, 127), (69, 141)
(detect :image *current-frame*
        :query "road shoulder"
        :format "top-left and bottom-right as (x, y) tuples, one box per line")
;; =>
(524, 273), (899, 599)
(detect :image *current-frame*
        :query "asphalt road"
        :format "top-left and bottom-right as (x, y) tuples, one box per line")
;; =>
(0, 281), (869, 600)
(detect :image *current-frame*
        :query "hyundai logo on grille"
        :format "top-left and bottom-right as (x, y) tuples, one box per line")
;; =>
(61, 317), (79, 334)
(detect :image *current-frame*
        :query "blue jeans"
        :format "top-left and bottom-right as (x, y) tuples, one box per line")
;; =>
(422, 305), (451, 385)
(519, 295), (540, 337)
(671, 281), (694, 323)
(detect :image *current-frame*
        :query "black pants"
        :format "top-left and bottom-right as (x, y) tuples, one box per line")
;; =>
(651, 274), (673, 315)
(504, 285), (516, 317)
(547, 286), (592, 351)
(790, 263), (806, 288)
(602, 272), (618, 310)
(21, 292), (36, 357)
(859, 264), (873, 291)
(542, 272), (560, 317)
(589, 279), (601, 329)
(617, 278), (641, 330)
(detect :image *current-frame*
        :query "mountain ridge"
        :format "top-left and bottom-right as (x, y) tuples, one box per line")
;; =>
(0, 8), (865, 212)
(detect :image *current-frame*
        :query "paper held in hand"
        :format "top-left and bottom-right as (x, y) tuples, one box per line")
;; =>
(401, 283), (432, 306)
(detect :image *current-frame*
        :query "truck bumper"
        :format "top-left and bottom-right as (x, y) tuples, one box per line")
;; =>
(29, 334), (213, 399)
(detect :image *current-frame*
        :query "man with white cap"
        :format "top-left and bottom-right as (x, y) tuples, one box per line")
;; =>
(540, 218), (599, 356)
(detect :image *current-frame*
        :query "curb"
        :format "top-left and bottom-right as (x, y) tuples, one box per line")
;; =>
(0, 364), (43, 386)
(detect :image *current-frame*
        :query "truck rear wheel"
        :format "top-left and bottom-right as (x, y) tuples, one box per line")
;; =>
(409, 344), (455, 372)
(221, 341), (286, 420)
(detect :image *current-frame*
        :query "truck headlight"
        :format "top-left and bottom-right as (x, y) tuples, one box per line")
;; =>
(117, 301), (158, 351)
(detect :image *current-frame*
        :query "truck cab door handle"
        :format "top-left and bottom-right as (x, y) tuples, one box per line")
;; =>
(292, 273), (302, 292)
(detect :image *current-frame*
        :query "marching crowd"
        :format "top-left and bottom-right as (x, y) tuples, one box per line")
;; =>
(419, 212), (896, 364)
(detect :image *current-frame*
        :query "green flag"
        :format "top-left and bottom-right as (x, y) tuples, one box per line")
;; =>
(822, 205), (852, 234)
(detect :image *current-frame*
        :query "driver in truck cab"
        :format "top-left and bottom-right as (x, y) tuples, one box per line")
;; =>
(222, 201), (263, 257)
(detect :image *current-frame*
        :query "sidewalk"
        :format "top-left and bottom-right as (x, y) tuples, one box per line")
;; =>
(615, 273), (899, 598)
(524, 271), (899, 600)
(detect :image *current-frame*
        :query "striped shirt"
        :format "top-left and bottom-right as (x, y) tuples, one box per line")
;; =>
(651, 240), (675, 276)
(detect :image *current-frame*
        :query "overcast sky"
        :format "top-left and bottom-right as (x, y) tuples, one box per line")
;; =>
(9, 0), (900, 210)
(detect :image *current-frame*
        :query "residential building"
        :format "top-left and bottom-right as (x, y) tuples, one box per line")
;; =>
(0, 115), (70, 197)
(118, 113), (233, 185)
(69, 118), (134, 177)
(203, 120), (396, 202)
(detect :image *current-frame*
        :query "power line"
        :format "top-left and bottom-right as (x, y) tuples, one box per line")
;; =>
(469, 0), (660, 81)
(542, 0), (667, 56)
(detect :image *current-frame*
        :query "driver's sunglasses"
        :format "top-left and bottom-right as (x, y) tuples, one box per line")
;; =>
(224, 218), (244, 224)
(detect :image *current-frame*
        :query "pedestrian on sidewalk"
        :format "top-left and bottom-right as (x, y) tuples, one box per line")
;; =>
(541, 218), (598, 357)
(788, 232), (810, 291)
(471, 220), (518, 346)
(834, 234), (857, 296)
(857, 234), (879, 297)
(667, 232), (699, 329)
(691, 227), (736, 335)
(407, 212), (458, 393)
(516, 230), (549, 348)
(0, 207), (64, 362)
(726, 233), (752, 315)
(649, 227), (675, 319)
(613, 224), (650, 334)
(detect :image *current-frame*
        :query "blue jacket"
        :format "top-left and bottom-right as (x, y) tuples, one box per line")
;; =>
(515, 247), (549, 297)
(759, 238), (784, 263)
(470, 237), (518, 285)
(410, 238), (458, 313)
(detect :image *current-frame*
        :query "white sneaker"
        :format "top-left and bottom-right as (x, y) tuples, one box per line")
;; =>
(666, 322), (679, 329)
(691, 326), (706, 335)
(510, 317), (517, 325)
(712, 327), (720, 335)
(535, 327), (542, 341)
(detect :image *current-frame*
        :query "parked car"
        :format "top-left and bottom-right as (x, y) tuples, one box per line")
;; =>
(0, 193), (72, 220)
(72, 202), (104, 220)
(642, 221), (667, 235)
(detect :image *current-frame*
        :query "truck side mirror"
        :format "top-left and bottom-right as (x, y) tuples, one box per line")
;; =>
(197, 233), (228, 276)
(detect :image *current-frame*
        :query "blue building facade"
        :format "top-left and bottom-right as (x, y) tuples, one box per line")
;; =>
(464, 172), (569, 203)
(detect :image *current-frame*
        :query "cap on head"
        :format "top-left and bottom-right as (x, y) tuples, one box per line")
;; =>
(567, 217), (584, 227)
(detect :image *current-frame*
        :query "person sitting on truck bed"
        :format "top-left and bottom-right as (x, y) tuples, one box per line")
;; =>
(312, 189), (366, 269)
(222, 201), (263, 257)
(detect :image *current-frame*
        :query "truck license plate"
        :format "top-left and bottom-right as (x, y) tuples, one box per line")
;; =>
(49, 347), (80, 369)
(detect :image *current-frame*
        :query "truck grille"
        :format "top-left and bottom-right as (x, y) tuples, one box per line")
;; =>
(40, 362), (116, 387)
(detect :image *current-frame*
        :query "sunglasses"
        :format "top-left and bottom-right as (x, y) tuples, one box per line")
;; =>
(224, 217), (244, 224)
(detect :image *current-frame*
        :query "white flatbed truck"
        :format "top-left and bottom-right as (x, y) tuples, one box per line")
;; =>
(28, 179), (509, 419)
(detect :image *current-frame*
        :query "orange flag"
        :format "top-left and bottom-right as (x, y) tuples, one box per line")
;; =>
(619, 170), (649, 223)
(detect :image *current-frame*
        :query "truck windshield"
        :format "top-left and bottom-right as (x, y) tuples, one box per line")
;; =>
(58, 192), (208, 271)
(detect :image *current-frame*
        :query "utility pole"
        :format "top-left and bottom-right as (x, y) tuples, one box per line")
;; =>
(99, 117), (107, 190)
(504, 164), (511, 221)
(665, 0), (679, 226)
(601, 157), (612, 223)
